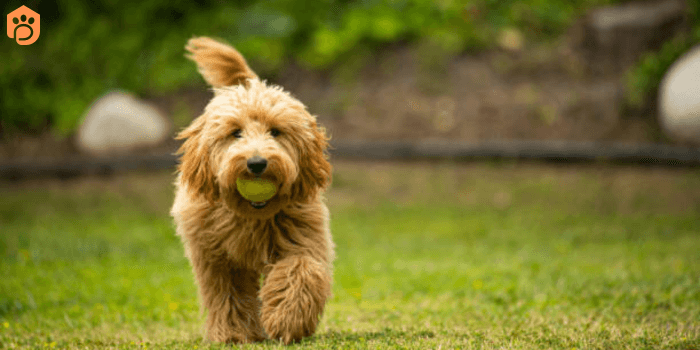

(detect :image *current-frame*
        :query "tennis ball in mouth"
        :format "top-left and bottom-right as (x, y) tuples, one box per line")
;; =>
(236, 178), (277, 202)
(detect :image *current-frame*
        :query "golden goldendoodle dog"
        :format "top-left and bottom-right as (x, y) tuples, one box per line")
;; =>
(170, 37), (334, 345)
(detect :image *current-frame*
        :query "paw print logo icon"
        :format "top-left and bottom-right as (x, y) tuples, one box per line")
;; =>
(7, 5), (40, 45)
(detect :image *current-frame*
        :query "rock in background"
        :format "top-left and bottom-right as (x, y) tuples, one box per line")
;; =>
(659, 45), (700, 144)
(76, 91), (171, 155)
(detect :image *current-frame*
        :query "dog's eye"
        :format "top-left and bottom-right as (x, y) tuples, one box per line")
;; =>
(232, 129), (243, 138)
(270, 128), (281, 137)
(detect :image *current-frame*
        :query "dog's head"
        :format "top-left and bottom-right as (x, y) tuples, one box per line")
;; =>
(176, 37), (331, 217)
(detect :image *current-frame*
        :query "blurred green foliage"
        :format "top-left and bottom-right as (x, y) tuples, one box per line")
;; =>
(624, 1), (700, 109)
(1, 0), (631, 135)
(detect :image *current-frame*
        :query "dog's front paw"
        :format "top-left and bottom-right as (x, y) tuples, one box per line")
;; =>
(260, 256), (331, 344)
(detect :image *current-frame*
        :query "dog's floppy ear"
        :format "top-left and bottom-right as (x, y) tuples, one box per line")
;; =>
(175, 115), (219, 202)
(291, 121), (332, 202)
(185, 37), (258, 87)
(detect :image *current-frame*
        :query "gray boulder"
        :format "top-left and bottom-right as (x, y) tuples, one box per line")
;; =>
(659, 45), (700, 144)
(76, 91), (171, 154)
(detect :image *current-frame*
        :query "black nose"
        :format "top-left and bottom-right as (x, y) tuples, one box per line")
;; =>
(246, 156), (267, 175)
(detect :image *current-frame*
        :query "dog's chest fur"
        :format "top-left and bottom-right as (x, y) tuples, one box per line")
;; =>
(174, 202), (315, 272)
(173, 183), (331, 274)
(190, 208), (281, 271)
(214, 215), (278, 271)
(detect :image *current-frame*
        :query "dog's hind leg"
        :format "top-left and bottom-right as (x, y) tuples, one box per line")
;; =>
(259, 255), (332, 344)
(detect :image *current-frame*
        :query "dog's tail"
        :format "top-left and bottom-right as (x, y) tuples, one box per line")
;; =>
(185, 37), (258, 87)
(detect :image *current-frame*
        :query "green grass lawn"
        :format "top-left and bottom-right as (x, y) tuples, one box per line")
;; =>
(1, 161), (699, 349)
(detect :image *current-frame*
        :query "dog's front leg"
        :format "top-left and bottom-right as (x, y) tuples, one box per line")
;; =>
(260, 255), (332, 344)
(189, 251), (265, 343)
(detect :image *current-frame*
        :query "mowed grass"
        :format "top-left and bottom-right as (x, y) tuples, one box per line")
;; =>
(1, 161), (699, 349)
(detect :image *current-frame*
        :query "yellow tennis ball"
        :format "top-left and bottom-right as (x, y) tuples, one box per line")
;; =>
(236, 178), (277, 202)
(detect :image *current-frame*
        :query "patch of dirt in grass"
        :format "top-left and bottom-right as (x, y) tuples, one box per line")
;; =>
(4, 161), (697, 218)
(0, 171), (177, 217)
(328, 161), (700, 216)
